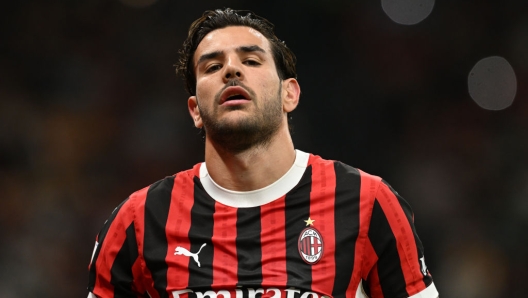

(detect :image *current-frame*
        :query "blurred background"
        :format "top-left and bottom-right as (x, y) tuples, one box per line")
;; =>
(1, 0), (527, 297)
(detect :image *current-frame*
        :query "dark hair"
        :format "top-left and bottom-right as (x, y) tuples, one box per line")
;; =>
(175, 8), (297, 96)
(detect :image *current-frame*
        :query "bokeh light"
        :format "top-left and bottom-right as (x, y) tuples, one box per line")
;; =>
(468, 56), (517, 111)
(381, 0), (435, 25)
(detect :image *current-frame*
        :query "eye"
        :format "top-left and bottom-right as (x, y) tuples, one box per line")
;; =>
(243, 59), (261, 66)
(205, 64), (222, 73)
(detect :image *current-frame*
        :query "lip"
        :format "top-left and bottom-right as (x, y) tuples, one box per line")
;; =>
(219, 86), (252, 105)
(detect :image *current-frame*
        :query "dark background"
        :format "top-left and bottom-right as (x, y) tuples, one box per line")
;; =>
(1, 0), (527, 297)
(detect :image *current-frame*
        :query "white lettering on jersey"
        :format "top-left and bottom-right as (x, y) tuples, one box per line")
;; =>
(172, 287), (320, 298)
(285, 288), (301, 298)
(266, 288), (281, 298)
(173, 289), (193, 298)
(196, 290), (230, 298)
(248, 288), (264, 298)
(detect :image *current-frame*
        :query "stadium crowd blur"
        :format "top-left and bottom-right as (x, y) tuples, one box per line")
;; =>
(1, 0), (527, 297)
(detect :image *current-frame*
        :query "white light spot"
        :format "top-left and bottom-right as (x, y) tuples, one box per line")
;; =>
(381, 0), (435, 25)
(468, 56), (517, 111)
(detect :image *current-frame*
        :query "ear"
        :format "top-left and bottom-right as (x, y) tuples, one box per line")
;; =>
(188, 96), (203, 128)
(282, 78), (300, 113)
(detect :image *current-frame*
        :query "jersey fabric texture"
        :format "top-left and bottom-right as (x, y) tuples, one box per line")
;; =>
(88, 150), (438, 298)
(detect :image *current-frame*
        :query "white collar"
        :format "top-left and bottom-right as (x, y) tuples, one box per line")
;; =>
(199, 150), (309, 208)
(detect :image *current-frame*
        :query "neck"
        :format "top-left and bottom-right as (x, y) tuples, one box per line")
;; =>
(203, 124), (296, 191)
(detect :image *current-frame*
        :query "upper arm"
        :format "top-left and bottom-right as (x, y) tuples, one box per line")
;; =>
(363, 180), (438, 298)
(88, 197), (146, 297)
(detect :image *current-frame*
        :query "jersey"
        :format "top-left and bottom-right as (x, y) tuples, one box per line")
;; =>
(87, 150), (438, 298)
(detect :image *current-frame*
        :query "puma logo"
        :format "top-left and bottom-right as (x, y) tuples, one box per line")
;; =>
(174, 243), (207, 267)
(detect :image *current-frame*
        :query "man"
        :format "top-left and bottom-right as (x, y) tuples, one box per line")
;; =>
(87, 8), (439, 298)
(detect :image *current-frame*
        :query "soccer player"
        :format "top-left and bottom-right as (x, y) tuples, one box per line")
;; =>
(87, 8), (439, 298)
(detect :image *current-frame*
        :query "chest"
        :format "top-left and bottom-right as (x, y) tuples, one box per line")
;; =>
(141, 189), (362, 298)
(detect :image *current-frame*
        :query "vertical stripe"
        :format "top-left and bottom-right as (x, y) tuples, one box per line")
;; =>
(382, 181), (433, 289)
(111, 223), (139, 297)
(166, 171), (196, 291)
(284, 166), (313, 290)
(134, 187), (157, 298)
(366, 266), (383, 298)
(236, 207), (263, 286)
(89, 196), (131, 294)
(144, 178), (175, 298)
(260, 196), (287, 286)
(359, 233), (379, 290)
(211, 203), (238, 288)
(187, 177), (215, 288)
(351, 170), (382, 297)
(309, 157), (336, 296)
(332, 163), (362, 298)
(376, 181), (427, 295)
(369, 200), (407, 297)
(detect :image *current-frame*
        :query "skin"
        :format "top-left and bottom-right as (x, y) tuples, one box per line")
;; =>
(188, 26), (301, 191)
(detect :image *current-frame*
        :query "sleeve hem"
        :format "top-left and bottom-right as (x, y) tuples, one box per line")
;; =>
(409, 282), (439, 298)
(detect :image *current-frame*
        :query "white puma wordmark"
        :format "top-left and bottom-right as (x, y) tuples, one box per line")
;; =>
(174, 243), (207, 267)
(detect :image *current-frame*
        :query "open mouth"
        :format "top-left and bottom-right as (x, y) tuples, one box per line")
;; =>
(220, 86), (251, 104)
(226, 94), (247, 101)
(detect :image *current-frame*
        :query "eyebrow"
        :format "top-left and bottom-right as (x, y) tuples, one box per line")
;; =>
(196, 45), (267, 66)
(196, 51), (222, 66)
(238, 45), (266, 54)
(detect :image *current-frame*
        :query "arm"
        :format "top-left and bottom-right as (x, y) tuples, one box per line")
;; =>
(363, 180), (438, 298)
(88, 197), (146, 297)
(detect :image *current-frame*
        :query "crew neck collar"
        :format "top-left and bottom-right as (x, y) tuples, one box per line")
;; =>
(199, 150), (309, 208)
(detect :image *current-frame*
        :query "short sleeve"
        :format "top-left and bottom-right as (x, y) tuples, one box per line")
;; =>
(87, 197), (146, 298)
(362, 180), (438, 298)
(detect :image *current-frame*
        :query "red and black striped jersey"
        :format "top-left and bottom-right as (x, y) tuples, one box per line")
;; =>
(88, 150), (438, 298)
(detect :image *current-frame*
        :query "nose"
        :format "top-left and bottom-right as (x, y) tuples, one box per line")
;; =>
(223, 58), (244, 82)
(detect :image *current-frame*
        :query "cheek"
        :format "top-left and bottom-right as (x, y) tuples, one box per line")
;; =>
(258, 72), (281, 96)
(253, 68), (277, 86)
(195, 78), (215, 102)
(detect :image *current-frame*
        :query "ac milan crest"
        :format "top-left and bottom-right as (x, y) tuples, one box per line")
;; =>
(298, 226), (324, 264)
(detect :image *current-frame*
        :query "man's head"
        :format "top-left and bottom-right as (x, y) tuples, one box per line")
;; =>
(177, 9), (301, 153)
(176, 8), (297, 96)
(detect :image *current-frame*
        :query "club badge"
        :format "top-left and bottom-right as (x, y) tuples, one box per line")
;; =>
(298, 217), (323, 264)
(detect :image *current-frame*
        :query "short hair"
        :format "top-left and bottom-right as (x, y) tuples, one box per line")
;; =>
(176, 8), (297, 96)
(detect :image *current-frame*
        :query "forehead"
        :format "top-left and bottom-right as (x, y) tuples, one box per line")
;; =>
(194, 26), (272, 62)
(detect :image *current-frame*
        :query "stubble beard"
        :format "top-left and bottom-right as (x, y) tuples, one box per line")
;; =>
(198, 82), (283, 154)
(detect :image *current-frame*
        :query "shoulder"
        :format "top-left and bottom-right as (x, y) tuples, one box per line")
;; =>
(125, 165), (200, 210)
(307, 152), (383, 186)
(303, 152), (388, 208)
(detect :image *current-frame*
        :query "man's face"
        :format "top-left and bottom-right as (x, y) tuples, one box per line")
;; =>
(189, 26), (285, 152)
